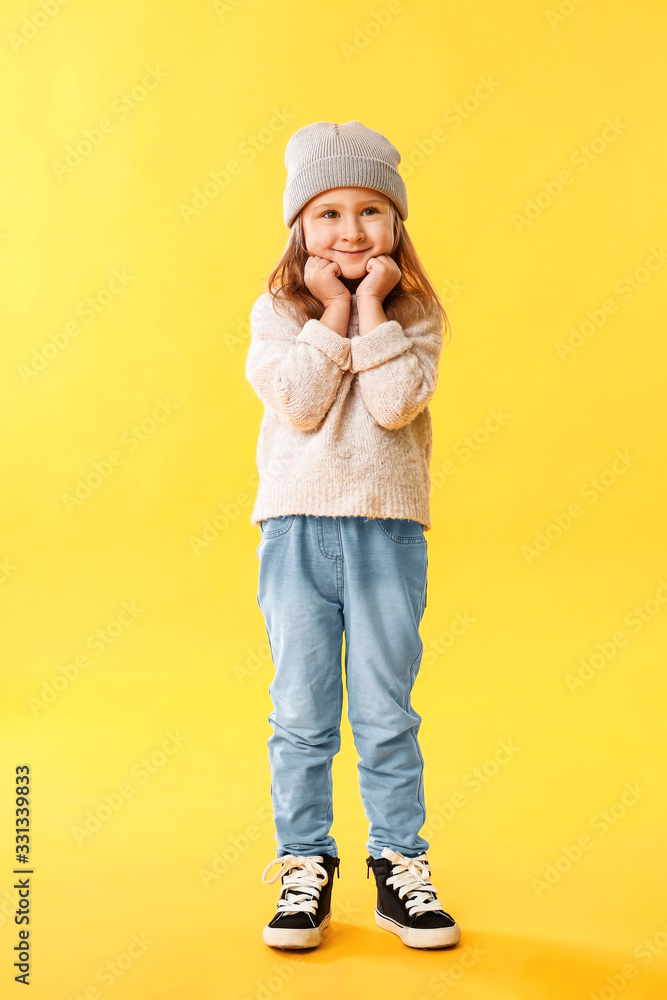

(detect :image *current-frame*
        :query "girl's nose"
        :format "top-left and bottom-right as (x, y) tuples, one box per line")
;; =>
(338, 217), (366, 240)
(339, 228), (366, 244)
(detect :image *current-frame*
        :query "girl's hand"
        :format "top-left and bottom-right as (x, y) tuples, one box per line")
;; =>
(304, 255), (351, 308)
(355, 254), (401, 302)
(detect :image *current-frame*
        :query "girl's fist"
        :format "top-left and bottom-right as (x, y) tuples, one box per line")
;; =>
(304, 255), (351, 308)
(356, 254), (401, 302)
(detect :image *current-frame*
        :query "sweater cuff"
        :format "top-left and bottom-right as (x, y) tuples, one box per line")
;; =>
(350, 321), (411, 373)
(298, 319), (352, 371)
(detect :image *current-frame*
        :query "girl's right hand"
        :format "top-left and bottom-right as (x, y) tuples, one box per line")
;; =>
(304, 255), (351, 308)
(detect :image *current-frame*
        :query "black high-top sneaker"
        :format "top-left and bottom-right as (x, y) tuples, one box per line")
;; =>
(261, 853), (340, 948)
(367, 847), (461, 949)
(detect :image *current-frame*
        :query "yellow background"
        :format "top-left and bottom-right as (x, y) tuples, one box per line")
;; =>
(2, 0), (666, 997)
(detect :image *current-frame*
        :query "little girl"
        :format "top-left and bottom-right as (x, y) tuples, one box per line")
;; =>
(246, 120), (461, 951)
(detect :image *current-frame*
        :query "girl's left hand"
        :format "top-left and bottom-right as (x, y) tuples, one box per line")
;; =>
(355, 254), (401, 302)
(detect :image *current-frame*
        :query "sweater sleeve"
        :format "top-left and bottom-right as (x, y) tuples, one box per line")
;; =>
(245, 293), (352, 431)
(349, 304), (443, 429)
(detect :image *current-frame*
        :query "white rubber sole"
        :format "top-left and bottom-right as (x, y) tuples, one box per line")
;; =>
(263, 910), (331, 949)
(375, 908), (461, 949)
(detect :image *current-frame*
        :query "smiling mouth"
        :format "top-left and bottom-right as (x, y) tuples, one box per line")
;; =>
(336, 249), (368, 255)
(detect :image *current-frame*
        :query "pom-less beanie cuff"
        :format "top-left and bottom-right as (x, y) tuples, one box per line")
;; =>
(283, 121), (408, 228)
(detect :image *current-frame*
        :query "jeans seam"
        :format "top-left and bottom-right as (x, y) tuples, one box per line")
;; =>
(317, 516), (341, 560)
(375, 518), (426, 544)
(259, 514), (295, 538)
(406, 643), (427, 832)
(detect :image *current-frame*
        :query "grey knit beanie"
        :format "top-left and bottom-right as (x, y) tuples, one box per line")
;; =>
(283, 120), (408, 228)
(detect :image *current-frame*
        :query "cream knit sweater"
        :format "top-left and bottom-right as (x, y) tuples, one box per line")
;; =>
(245, 289), (443, 531)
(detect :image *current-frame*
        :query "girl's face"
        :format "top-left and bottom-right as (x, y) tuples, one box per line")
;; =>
(301, 187), (395, 279)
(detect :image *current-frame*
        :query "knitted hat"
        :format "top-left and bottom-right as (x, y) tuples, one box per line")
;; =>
(283, 120), (408, 228)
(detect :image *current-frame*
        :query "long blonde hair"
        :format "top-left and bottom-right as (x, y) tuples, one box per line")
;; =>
(265, 200), (451, 339)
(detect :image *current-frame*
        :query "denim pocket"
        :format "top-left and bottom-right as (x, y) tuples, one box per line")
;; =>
(259, 515), (295, 538)
(374, 517), (426, 544)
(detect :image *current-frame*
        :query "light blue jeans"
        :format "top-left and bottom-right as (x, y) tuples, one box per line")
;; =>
(256, 514), (430, 860)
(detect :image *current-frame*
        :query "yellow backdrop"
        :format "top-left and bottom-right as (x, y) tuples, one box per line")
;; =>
(2, 1), (666, 997)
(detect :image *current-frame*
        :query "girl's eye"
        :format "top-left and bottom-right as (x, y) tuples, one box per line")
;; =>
(321, 207), (379, 219)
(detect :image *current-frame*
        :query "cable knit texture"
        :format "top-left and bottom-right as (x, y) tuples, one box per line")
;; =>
(245, 291), (443, 531)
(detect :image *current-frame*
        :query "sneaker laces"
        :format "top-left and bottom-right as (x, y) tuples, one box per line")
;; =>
(381, 847), (447, 917)
(261, 855), (329, 917)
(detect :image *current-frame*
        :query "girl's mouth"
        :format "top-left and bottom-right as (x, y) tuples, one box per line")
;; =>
(336, 249), (368, 256)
